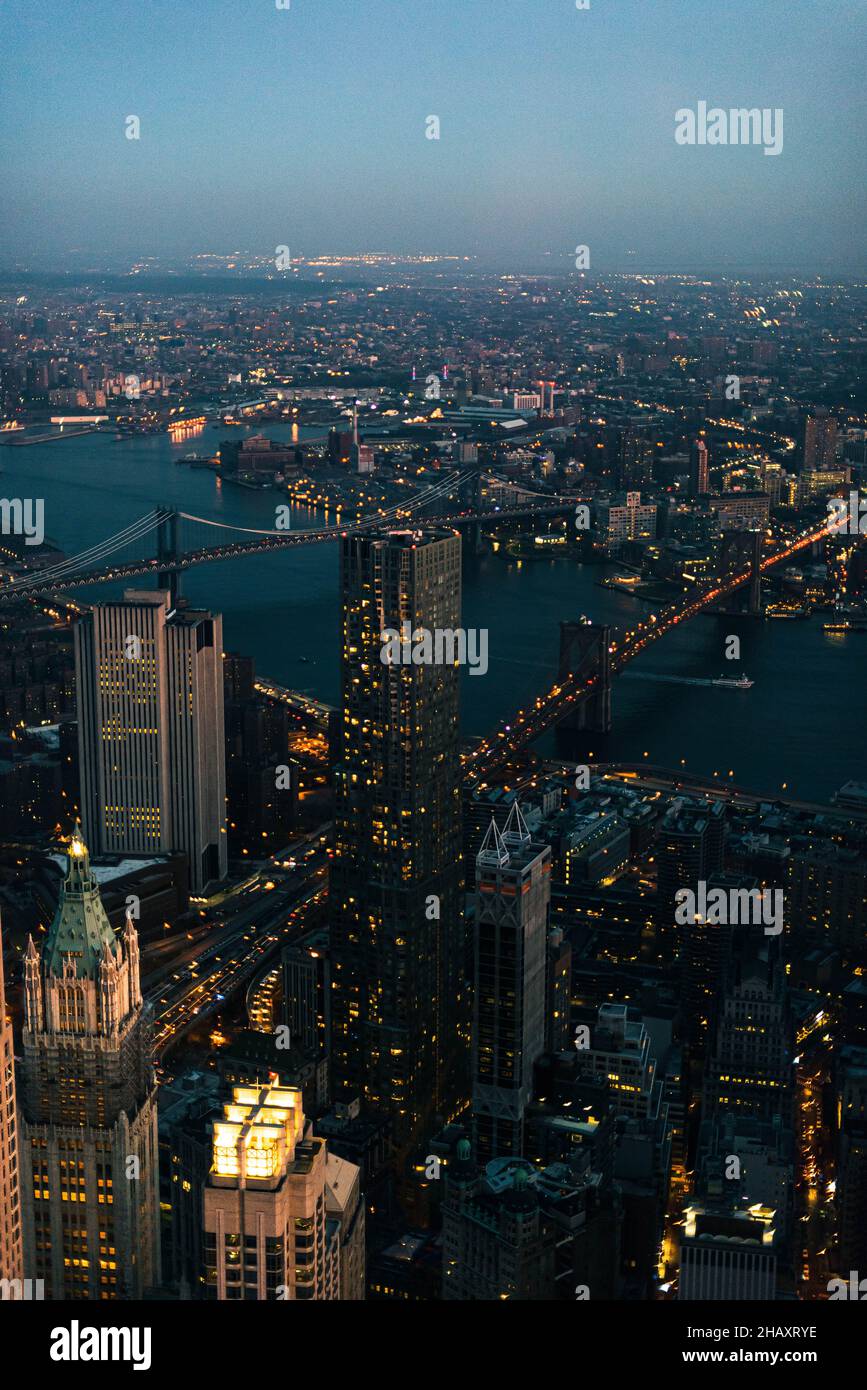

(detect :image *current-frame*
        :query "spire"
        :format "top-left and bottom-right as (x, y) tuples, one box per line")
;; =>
(42, 824), (119, 979)
(502, 800), (531, 850)
(66, 819), (93, 893)
(477, 815), (509, 868)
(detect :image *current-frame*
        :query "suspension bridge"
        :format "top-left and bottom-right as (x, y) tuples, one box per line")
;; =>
(463, 517), (837, 786)
(1, 473), (840, 780)
(0, 469), (573, 603)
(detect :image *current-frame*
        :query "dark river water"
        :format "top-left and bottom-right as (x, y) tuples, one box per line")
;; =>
(3, 422), (865, 803)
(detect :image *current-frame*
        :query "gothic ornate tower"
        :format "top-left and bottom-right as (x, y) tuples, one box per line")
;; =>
(18, 824), (160, 1299)
(0, 910), (23, 1286)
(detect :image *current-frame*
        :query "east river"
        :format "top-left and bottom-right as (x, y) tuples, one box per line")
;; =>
(3, 422), (865, 803)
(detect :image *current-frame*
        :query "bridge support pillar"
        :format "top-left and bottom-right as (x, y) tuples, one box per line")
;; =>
(719, 528), (763, 615)
(558, 620), (612, 733)
(156, 510), (180, 605)
(748, 529), (763, 615)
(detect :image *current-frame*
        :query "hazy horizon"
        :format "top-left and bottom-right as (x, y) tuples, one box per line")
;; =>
(1, 0), (865, 272)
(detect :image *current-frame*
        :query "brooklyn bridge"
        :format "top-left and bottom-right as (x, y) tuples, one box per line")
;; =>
(463, 517), (836, 785)
(0, 467), (567, 603)
(0, 470), (837, 783)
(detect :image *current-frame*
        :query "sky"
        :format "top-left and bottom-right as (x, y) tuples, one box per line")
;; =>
(1, 0), (865, 272)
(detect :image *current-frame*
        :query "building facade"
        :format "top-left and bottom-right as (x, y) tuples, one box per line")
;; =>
(75, 589), (226, 893)
(0, 914), (23, 1288)
(472, 805), (551, 1162)
(330, 530), (464, 1153)
(18, 827), (160, 1298)
(203, 1079), (364, 1300)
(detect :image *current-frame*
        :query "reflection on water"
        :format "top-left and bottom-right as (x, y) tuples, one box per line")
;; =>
(3, 426), (865, 801)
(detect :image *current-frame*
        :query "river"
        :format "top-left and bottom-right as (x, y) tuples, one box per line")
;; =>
(3, 422), (864, 802)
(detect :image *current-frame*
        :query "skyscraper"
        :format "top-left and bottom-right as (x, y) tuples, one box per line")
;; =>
(0, 914), (23, 1287)
(18, 826), (160, 1298)
(472, 805), (551, 1162)
(679, 1203), (777, 1300)
(75, 589), (227, 893)
(657, 801), (726, 915)
(203, 1079), (364, 1301)
(330, 530), (464, 1154)
(689, 438), (710, 498)
(442, 1146), (557, 1301)
(803, 410), (838, 472)
(619, 427), (654, 490)
(703, 944), (793, 1126)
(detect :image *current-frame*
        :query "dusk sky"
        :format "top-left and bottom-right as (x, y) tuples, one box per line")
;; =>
(1, 0), (864, 270)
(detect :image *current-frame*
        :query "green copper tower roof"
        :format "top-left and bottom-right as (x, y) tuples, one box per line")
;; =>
(43, 823), (120, 978)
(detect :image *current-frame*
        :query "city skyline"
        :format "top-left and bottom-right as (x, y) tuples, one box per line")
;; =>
(1, 0), (866, 1356)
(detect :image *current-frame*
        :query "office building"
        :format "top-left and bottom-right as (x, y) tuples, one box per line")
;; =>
(203, 1079), (364, 1300)
(679, 1204), (777, 1300)
(18, 826), (160, 1298)
(707, 492), (771, 531)
(577, 1003), (658, 1120)
(562, 811), (630, 885)
(75, 589), (226, 893)
(682, 873), (758, 1056)
(703, 945), (793, 1125)
(442, 1146), (556, 1301)
(657, 801), (726, 915)
(618, 428), (654, 490)
(785, 845), (867, 950)
(330, 530), (464, 1153)
(760, 460), (784, 506)
(282, 941), (330, 1059)
(472, 804), (551, 1162)
(0, 915), (23, 1286)
(545, 928), (572, 1053)
(224, 653), (297, 856)
(695, 1113), (794, 1238)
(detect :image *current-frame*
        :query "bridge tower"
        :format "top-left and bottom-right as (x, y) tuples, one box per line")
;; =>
(557, 620), (612, 733)
(719, 528), (763, 615)
(463, 520), (484, 555)
(156, 509), (181, 605)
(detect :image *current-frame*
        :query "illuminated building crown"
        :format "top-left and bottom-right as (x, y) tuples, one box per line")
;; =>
(42, 822), (120, 979)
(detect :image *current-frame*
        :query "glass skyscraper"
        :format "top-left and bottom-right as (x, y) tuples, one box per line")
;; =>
(330, 530), (465, 1155)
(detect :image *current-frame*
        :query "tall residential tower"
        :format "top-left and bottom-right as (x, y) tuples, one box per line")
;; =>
(330, 530), (464, 1153)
